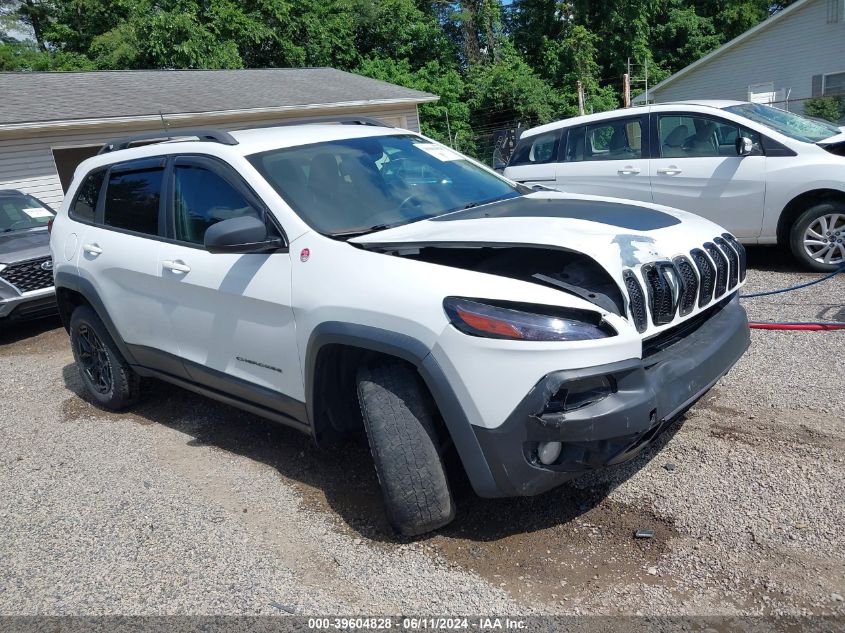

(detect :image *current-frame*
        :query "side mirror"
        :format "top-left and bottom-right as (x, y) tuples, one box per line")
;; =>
(493, 161), (507, 172)
(735, 136), (754, 156)
(204, 216), (282, 254)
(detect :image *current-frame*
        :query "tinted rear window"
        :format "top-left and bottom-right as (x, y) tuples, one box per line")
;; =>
(70, 169), (106, 222)
(508, 131), (561, 166)
(103, 167), (163, 236)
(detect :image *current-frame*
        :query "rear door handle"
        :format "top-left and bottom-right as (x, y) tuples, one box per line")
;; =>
(82, 243), (102, 256)
(617, 166), (641, 175)
(657, 167), (682, 175)
(162, 259), (191, 274)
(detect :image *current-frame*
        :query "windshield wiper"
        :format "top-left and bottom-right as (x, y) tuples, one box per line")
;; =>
(331, 223), (398, 239)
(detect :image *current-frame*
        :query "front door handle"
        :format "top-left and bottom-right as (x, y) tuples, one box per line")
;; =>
(162, 259), (191, 274)
(617, 166), (641, 175)
(82, 243), (102, 256)
(657, 166), (683, 175)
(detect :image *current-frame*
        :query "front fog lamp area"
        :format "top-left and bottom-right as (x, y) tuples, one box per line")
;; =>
(443, 297), (615, 342)
(543, 375), (615, 414)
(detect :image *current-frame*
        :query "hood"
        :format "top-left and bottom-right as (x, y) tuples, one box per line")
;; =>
(0, 228), (51, 264)
(351, 193), (729, 280)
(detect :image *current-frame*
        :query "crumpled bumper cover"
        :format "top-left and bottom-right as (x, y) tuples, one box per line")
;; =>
(473, 294), (750, 497)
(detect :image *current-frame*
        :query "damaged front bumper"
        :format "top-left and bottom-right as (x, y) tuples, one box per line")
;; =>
(472, 294), (750, 497)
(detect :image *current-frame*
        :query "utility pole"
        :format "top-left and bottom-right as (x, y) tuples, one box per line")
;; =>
(576, 81), (585, 116)
(623, 73), (631, 108)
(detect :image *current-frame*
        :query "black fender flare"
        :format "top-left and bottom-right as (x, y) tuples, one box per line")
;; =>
(303, 322), (500, 497)
(54, 271), (139, 365)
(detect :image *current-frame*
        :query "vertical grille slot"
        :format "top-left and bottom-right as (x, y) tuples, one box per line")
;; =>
(714, 236), (738, 290)
(623, 270), (648, 333)
(722, 233), (747, 282)
(673, 255), (699, 317)
(0, 257), (54, 293)
(642, 262), (677, 326)
(691, 248), (715, 307)
(704, 242), (728, 298)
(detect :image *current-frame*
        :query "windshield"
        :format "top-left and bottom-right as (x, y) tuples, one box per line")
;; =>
(0, 192), (54, 233)
(248, 134), (524, 236)
(723, 103), (841, 143)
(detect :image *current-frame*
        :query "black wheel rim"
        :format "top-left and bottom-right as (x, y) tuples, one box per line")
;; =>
(76, 324), (113, 394)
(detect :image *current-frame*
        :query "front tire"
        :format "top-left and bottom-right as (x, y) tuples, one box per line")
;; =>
(69, 305), (141, 410)
(357, 359), (455, 536)
(789, 201), (845, 272)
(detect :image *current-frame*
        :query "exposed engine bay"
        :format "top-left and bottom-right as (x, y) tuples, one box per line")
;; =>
(364, 244), (626, 316)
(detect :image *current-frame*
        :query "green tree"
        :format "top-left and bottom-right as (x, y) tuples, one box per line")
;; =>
(357, 56), (470, 146)
(652, 4), (722, 74)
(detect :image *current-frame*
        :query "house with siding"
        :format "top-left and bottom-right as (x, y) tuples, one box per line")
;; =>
(633, 0), (845, 112)
(0, 68), (438, 209)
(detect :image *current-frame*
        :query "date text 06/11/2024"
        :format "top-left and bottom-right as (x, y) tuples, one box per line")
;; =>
(307, 618), (528, 630)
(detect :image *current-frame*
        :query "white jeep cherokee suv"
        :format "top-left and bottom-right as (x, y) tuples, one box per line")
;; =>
(504, 101), (845, 271)
(51, 120), (750, 535)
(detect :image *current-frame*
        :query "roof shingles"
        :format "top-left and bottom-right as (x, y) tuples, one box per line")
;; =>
(0, 68), (437, 125)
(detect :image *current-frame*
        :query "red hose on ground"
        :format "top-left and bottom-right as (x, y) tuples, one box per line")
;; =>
(749, 322), (845, 331)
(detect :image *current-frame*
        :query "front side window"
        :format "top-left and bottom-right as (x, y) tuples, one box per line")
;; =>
(174, 165), (262, 244)
(583, 118), (643, 161)
(70, 169), (106, 222)
(658, 115), (761, 158)
(724, 103), (840, 143)
(249, 134), (523, 236)
(0, 192), (54, 233)
(508, 131), (560, 166)
(103, 166), (164, 236)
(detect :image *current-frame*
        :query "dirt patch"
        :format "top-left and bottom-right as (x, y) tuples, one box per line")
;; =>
(695, 388), (744, 419)
(429, 495), (676, 604)
(0, 318), (66, 357)
(706, 415), (845, 452)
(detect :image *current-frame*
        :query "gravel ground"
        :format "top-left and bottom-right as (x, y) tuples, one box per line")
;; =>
(0, 246), (843, 616)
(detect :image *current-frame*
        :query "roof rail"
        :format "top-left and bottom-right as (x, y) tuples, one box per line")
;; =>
(247, 116), (394, 130)
(98, 128), (239, 154)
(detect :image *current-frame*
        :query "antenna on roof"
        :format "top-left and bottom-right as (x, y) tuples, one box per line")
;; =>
(158, 110), (171, 141)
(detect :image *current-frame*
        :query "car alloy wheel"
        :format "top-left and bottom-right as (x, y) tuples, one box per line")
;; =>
(803, 212), (845, 266)
(76, 323), (113, 394)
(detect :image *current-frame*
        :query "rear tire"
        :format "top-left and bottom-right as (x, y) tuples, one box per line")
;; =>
(789, 201), (845, 272)
(69, 305), (141, 410)
(356, 359), (455, 536)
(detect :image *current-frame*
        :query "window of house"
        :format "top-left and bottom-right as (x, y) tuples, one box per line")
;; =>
(173, 165), (262, 244)
(824, 71), (845, 97)
(70, 169), (106, 222)
(103, 165), (164, 236)
(827, 0), (843, 23)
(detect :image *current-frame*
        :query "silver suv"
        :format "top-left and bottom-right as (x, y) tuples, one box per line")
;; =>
(0, 190), (57, 323)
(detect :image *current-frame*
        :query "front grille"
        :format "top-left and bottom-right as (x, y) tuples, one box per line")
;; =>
(690, 248), (715, 307)
(623, 234), (745, 333)
(722, 233), (747, 282)
(704, 242), (728, 298)
(623, 270), (648, 333)
(643, 262), (677, 326)
(0, 256), (54, 293)
(673, 255), (699, 317)
(714, 236), (739, 290)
